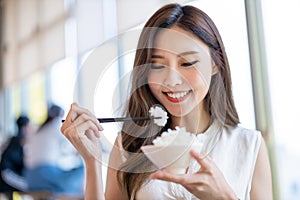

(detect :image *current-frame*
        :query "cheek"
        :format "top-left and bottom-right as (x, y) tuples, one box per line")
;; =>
(148, 73), (159, 93)
(148, 82), (163, 102)
(148, 72), (164, 87)
(195, 75), (211, 90)
(185, 72), (211, 95)
(192, 67), (212, 89)
(148, 82), (160, 95)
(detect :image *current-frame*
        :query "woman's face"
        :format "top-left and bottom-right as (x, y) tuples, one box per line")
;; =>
(147, 26), (215, 117)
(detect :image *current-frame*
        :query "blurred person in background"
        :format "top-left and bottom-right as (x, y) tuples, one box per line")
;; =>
(0, 127), (3, 151)
(24, 104), (84, 198)
(0, 115), (34, 199)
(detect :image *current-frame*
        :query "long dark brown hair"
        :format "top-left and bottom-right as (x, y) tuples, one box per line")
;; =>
(117, 3), (239, 199)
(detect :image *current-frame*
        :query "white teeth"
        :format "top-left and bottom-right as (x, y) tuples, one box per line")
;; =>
(167, 91), (189, 98)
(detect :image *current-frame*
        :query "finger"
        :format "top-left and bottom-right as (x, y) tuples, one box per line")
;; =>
(62, 103), (103, 132)
(63, 116), (99, 139)
(61, 102), (85, 132)
(67, 102), (81, 122)
(150, 170), (187, 184)
(81, 128), (102, 144)
(73, 106), (103, 131)
(62, 126), (99, 159)
(75, 120), (101, 138)
(85, 129), (97, 140)
(61, 103), (78, 131)
(190, 150), (213, 170)
(72, 112), (103, 132)
(62, 124), (81, 146)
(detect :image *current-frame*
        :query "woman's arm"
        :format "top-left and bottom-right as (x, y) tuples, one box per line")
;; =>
(85, 159), (105, 200)
(250, 138), (273, 200)
(61, 103), (105, 199)
(61, 103), (128, 199)
(105, 134), (128, 200)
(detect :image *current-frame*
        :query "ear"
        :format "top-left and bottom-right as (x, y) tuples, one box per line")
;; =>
(210, 58), (218, 75)
(211, 60), (218, 75)
(212, 65), (218, 75)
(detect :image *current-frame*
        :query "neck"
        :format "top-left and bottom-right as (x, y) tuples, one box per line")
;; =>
(170, 105), (211, 134)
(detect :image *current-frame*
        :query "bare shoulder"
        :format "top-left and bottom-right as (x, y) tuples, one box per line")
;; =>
(250, 137), (273, 200)
(105, 133), (128, 200)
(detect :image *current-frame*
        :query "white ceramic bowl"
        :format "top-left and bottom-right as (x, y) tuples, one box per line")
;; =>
(141, 144), (201, 174)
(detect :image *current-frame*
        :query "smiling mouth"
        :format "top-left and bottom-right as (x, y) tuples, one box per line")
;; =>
(163, 90), (192, 103)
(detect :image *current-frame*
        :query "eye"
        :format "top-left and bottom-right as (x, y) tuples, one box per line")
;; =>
(181, 60), (199, 67)
(150, 64), (165, 70)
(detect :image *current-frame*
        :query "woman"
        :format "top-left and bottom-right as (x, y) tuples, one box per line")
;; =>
(61, 3), (272, 200)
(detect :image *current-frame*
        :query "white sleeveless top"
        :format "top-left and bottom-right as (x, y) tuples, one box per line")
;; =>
(135, 122), (262, 200)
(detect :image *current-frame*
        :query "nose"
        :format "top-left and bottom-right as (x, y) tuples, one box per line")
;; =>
(163, 68), (182, 87)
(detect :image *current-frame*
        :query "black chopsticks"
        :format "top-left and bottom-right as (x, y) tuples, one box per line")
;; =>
(61, 116), (161, 123)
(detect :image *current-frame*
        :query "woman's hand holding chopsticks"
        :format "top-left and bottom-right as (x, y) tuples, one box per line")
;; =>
(60, 102), (103, 162)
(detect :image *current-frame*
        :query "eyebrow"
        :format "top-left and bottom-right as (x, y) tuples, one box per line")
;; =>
(151, 55), (164, 59)
(151, 51), (200, 59)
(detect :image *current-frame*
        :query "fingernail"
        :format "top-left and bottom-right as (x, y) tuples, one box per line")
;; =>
(150, 174), (156, 179)
(190, 149), (197, 155)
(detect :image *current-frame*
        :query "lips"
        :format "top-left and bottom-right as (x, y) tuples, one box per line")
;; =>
(163, 90), (191, 103)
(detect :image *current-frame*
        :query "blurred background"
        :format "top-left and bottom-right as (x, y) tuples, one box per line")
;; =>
(0, 0), (299, 199)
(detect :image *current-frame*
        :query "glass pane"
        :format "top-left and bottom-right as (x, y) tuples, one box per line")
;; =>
(26, 72), (47, 125)
(189, 0), (255, 129)
(49, 57), (78, 116)
(261, 0), (300, 199)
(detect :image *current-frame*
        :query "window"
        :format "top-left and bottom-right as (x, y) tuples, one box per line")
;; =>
(189, 0), (255, 129)
(49, 58), (78, 116)
(261, 0), (300, 199)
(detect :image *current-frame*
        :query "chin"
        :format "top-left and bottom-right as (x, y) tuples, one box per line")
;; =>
(165, 104), (197, 117)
